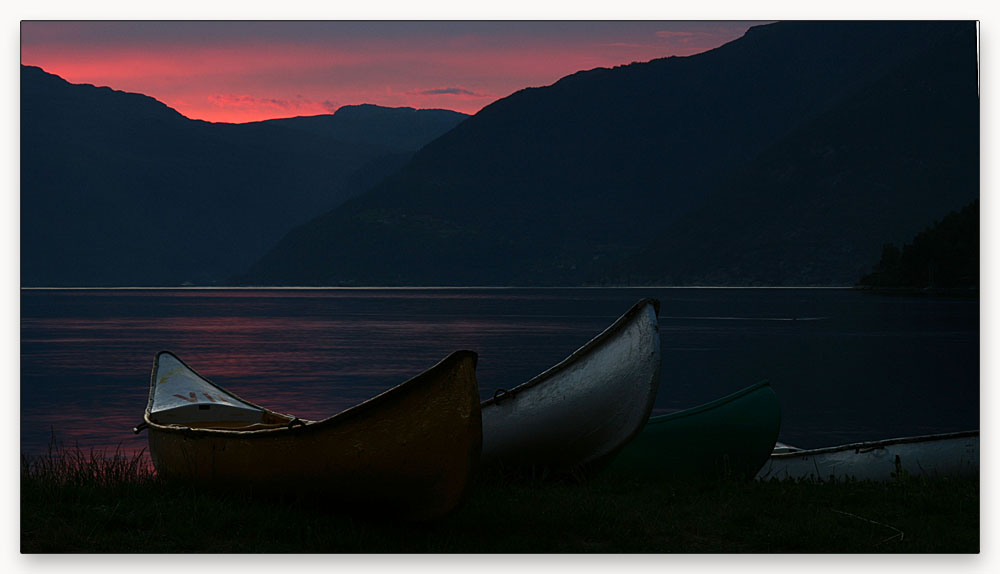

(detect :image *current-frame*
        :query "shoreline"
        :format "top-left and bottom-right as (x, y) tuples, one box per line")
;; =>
(21, 285), (857, 291)
(21, 446), (980, 553)
(853, 285), (980, 299)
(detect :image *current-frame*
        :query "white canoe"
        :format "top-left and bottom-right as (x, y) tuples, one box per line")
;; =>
(755, 430), (979, 482)
(480, 298), (661, 473)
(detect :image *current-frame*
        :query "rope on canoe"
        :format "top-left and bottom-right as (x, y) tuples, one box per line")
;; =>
(830, 509), (905, 544)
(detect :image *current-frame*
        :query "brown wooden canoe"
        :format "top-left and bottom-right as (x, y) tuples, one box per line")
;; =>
(138, 350), (482, 521)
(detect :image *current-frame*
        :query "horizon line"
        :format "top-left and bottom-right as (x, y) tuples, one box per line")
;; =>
(22, 64), (473, 124)
(20, 285), (856, 291)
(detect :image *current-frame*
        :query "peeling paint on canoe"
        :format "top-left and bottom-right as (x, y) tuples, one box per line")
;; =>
(149, 353), (267, 426)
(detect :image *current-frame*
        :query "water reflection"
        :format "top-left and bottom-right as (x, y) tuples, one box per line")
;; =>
(21, 288), (979, 457)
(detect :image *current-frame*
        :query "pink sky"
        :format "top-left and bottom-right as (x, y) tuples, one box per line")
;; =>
(21, 21), (766, 123)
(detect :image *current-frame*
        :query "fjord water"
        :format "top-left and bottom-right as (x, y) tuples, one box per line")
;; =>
(20, 288), (978, 456)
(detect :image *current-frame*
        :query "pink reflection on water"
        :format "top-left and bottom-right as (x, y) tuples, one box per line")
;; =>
(22, 290), (600, 456)
(23, 402), (151, 458)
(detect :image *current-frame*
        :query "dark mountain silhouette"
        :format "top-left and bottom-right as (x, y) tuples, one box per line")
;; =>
(238, 21), (979, 286)
(251, 104), (469, 152)
(859, 200), (978, 290)
(604, 23), (979, 286)
(20, 65), (466, 286)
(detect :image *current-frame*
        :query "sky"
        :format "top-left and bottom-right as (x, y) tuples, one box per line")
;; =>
(5, 4), (1000, 574)
(20, 21), (767, 123)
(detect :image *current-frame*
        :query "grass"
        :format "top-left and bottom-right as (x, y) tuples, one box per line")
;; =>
(20, 444), (979, 553)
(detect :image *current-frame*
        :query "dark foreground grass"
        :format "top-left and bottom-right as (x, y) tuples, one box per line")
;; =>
(21, 446), (979, 553)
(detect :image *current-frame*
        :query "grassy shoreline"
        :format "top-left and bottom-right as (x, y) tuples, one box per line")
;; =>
(21, 446), (979, 553)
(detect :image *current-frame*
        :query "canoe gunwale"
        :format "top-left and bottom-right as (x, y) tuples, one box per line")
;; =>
(768, 430), (980, 459)
(644, 380), (772, 427)
(480, 298), (660, 407)
(144, 349), (479, 438)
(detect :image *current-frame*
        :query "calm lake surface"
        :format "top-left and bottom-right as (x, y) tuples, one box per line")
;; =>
(20, 287), (979, 456)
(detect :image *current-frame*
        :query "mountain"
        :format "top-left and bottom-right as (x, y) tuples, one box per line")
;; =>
(238, 21), (979, 287)
(251, 105), (468, 152)
(605, 23), (979, 286)
(20, 66), (467, 286)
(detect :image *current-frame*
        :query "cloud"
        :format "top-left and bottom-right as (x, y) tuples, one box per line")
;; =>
(654, 30), (702, 41)
(415, 87), (483, 97)
(597, 30), (718, 54)
(600, 42), (654, 49)
(208, 93), (312, 112)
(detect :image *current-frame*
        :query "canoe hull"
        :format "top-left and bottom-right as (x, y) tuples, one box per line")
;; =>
(146, 351), (482, 521)
(609, 381), (781, 481)
(480, 299), (661, 473)
(755, 431), (979, 482)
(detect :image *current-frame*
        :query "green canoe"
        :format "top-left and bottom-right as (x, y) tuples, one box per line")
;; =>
(608, 381), (780, 481)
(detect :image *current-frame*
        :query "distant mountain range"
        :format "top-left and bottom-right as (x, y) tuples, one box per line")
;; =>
(607, 22), (980, 286)
(20, 65), (467, 286)
(21, 21), (979, 288)
(238, 21), (979, 286)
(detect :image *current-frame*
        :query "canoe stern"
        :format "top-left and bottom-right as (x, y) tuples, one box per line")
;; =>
(144, 350), (483, 521)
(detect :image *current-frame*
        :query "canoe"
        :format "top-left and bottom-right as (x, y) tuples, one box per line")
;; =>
(755, 430), (979, 482)
(480, 298), (661, 474)
(136, 350), (482, 521)
(608, 381), (780, 481)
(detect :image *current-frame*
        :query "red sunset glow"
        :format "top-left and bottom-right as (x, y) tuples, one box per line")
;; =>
(21, 21), (764, 123)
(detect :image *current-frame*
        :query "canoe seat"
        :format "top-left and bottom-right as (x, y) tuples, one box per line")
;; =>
(155, 411), (295, 431)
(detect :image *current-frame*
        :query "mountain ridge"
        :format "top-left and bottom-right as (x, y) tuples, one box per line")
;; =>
(600, 21), (979, 286)
(238, 21), (978, 287)
(21, 65), (468, 286)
